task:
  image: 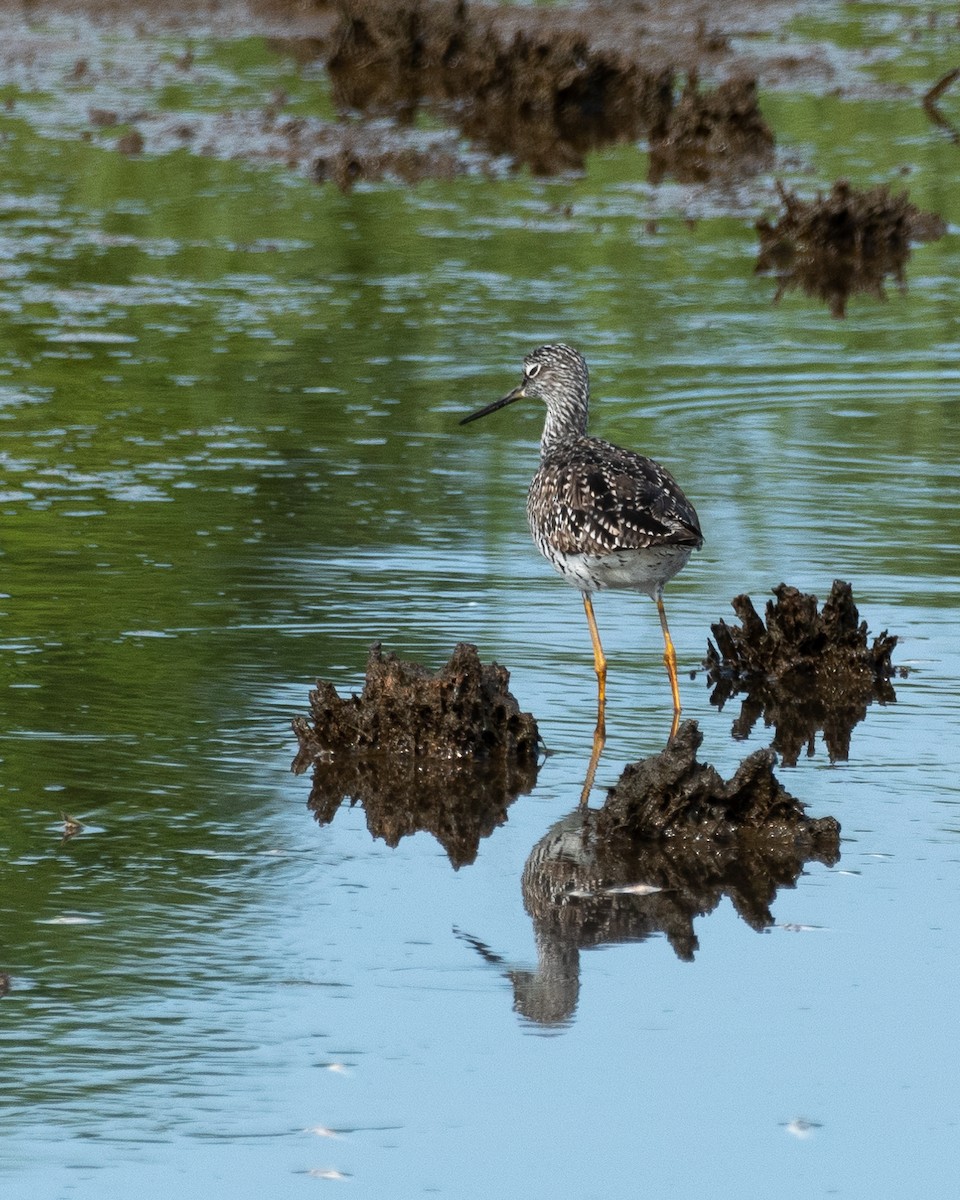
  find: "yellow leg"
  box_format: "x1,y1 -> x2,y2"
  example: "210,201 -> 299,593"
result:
579,722 -> 606,807
656,591 -> 682,739
582,592 -> 607,740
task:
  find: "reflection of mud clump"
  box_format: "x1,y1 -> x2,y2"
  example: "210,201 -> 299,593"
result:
704,580 -> 898,765
327,0 -> 674,172
292,643 -> 540,866
305,753 -> 537,868
520,796 -> 837,989
649,75 -> 774,184
292,641 -> 539,761
455,30 -> 673,173
756,180 -> 947,317
327,0 -> 469,115
596,720 -> 839,848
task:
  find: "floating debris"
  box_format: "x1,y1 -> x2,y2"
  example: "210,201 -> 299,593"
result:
292,643 -> 540,866
60,812 -> 84,839
704,580 -> 899,765
922,67 -> 960,144
782,1116 -> 823,1139
116,129 -> 145,156
755,180 -> 946,316
648,75 -> 774,184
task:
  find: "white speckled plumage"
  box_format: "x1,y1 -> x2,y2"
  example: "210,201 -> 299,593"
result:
460,343 -> 703,741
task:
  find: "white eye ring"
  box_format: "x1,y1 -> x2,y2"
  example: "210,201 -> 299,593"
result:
525,361 -> 542,379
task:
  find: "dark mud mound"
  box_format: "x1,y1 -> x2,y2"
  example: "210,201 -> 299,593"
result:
595,719 -> 839,847
292,642 -> 540,866
326,0 -> 675,173
292,641 -> 539,761
704,580 -> 899,764
648,75 -> 774,184
756,180 -> 947,316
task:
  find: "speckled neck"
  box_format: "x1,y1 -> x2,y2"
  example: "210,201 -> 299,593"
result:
534,346 -> 591,458
540,389 -> 589,458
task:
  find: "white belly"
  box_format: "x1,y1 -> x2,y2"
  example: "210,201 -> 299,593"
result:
545,545 -> 692,597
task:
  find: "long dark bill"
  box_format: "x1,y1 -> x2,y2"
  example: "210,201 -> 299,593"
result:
459,385 -> 526,426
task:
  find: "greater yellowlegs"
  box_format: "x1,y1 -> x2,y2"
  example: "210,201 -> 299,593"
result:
461,344 -> 703,741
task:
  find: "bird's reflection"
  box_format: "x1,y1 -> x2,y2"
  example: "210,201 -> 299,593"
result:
461,799 -> 839,1026
460,721 -> 841,1027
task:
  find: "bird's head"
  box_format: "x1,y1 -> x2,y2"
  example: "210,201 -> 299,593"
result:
460,344 -> 589,428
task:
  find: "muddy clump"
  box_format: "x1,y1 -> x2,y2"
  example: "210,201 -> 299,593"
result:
648,75 -> 774,184
595,719 -> 840,848
756,180 -> 947,316
326,0 -> 675,172
292,642 -> 540,865
704,580 -> 899,764
292,641 -> 539,761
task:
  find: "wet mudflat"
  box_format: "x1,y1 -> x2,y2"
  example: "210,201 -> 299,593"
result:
1,1 -> 959,1197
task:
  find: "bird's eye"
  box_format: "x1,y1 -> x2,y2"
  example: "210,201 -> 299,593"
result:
525,362 -> 541,379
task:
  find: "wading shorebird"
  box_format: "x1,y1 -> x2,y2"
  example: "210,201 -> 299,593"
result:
460,344 -> 703,751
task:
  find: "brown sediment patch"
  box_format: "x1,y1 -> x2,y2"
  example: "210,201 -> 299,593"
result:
292,642 -> 540,865
594,719 -> 839,846
755,180 -> 947,317
648,74 -> 774,184
311,129 -> 468,188
139,109 -> 478,185
704,580 -> 899,765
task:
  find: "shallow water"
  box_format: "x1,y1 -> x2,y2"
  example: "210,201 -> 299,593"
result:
1,5 -> 960,1197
